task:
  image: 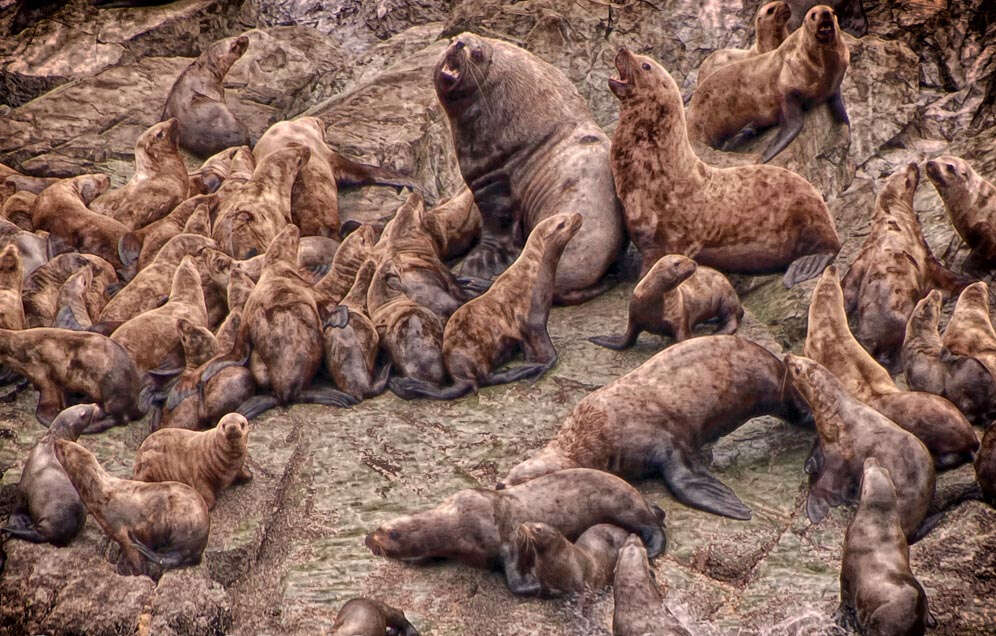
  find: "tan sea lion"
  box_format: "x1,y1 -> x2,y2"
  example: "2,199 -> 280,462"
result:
0,244 -> 25,329
162,35 -> 251,157
612,534 -> 691,636
187,146 -> 239,195
21,253 -> 116,328
941,281 -> 996,376
837,457 -> 936,634
313,224 -> 378,305
926,156 -> 996,262
389,213 -> 582,400
54,439 -> 210,579
785,353 -> 935,539
1,404 -> 101,546
434,32 -> 624,304
590,254 -> 742,349
216,269 -> 254,353
788,0 -> 867,36
331,598 -> 419,636
365,468 -> 666,569
841,163 -> 967,368
422,185 -> 481,261
610,48 -> 841,286
804,266 -> 979,470
687,4 -> 850,161
696,1 -> 792,85
183,202 -> 212,236
133,412 -> 251,510
500,522 -> 630,597
88,119 -> 189,230
903,290 -> 996,427
503,335 -> 805,520
977,424 -> 996,505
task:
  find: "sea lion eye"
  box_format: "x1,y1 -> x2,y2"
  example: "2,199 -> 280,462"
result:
641,63 -> 651,71
767,6 -> 774,13
389,530 -> 401,541
471,48 -> 484,63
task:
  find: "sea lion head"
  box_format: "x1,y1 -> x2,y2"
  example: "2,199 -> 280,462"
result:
49,403 -> 102,440
379,192 -> 427,246
217,412 -> 249,445
533,212 -> 583,261
908,289 -> 942,333
613,533 -> 658,590
70,173 -> 111,205
756,1 -> 792,50
205,34 -> 250,75
957,280 -> 990,312
197,247 -> 233,287
784,353 -> 841,435
137,119 -> 181,168
178,318 -> 218,368
925,155 -> 973,198
804,4 -> 840,45
857,456 -> 898,511
264,224 -> 300,269
434,32 -> 493,106
609,48 -> 682,110
0,243 -> 22,281
226,146 -> 256,183
644,254 -> 697,291
227,268 -> 255,311
879,162 -> 920,209
811,263 -> 844,311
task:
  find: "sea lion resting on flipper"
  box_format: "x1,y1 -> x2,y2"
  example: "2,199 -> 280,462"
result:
504,335 -> 805,520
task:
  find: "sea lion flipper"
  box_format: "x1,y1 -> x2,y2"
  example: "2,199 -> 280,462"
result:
761,95 -> 804,163
456,275 -> 492,296
368,361 -> 393,398
388,376 -> 471,401
588,327 -> 638,350
236,394 -> 280,420
828,91 -> 849,125
1,512 -> 46,543
783,252 -> 834,288
805,489 -> 831,524
660,450 -> 752,520
296,387 -> 358,408
484,363 -> 550,386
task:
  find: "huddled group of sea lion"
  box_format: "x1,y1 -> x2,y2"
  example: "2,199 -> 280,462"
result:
2,0 -> 995,633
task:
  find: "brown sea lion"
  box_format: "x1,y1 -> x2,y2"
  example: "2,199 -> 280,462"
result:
434,32 -> 624,304
503,335 -> 804,520
331,598 -> 419,636
977,423 -> 996,505
365,468 -> 666,569
610,48 -> 841,286
187,146 -> 239,196
162,35 -> 251,157
216,269 -> 254,352
0,328 -> 143,427
841,163 -> 967,369
313,223 -> 378,305
590,254 -> 742,349
696,1 -> 792,85
389,213 -> 581,400
422,185 -> 481,261
837,458 -> 936,635
500,522 -> 630,597
941,281 -> 996,376
0,218 -> 65,278
183,202 -> 212,236
785,353 -> 935,539
0,244 -> 25,329
788,0 -> 867,36
804,266 -> 979,470
133,412 -> 251,510
53,267 -> 94,330
687,4 -> 850,161
54,439 -> 210,579
1,404 -> 101,546
926,156 -> 996,262
21,253 -> 116,328
903,290 -> 996,427
2,190 -> 35,230
612,534 -> 691,636
88,119 -> 189,230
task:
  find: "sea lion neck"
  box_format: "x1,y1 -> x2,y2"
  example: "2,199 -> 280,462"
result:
615,87 -> 699,177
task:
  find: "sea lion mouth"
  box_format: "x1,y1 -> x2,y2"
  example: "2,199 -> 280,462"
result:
815,18 -> 836,42
925,160 -> 944,184
436,40 -> 467,95
609,48 -> 634,96
774,3 -> 791,20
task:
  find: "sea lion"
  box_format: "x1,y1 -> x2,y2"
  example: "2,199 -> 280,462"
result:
1,404 -> 101,546
0,328 -> 143,427
187,146 -> 239,196
686,4 -> 850,162
21,253 -> 117,328
841,163 -> 967,368
784,353 -> 935,539
696,1 -> 792,85
422,185 -> 481,261
183,202 -> 212,236
0,244 -> 25,329
313,224 -> 378,304
389,213 -> 581,400
503,335 -> 804,520
434,32 -> 624,304
977,423 -> 996,505
2,190 -> 35,230
365,468 -> 666,569
133,412 -> 251,510
610,48 -> 841,286
500,522 -> 630,597
612,534 -> 691,636
837,457 -> 936,635
903,290 -> 996,427
331,598 -> 419,636
787,0 -> 868,37
589,254 -> 742,350
88,119 -> 189,230
54,439 -> 210,579
804,266 -> 979,470
941,281 -> 996,376
162,35 -> 251,157
216,269 -> 253,352
53,267 -> 94,330
926,156 -> 996,262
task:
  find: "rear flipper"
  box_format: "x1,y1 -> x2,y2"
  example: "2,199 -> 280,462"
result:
2,512 -> 46,543
659,447 -> 751,520
389,376 -> 473,401
553,277 -> 617,306
296,386 -> 358,408
783,252 -> 835,288
909,511 -> 946,544
588,324 -> 639,350
237,394 -> 281,420
482,362 -> 553,387
365,362 -> 392,398
128,533 -> 189,569
721,123 -> 760,151
456,275 -> 492,296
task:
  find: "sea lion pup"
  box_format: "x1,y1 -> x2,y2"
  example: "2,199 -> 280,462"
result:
54,439 -> 210,579
21,253 -> 116,327
612,534 -> 691,636
133,412 -> 251,510
903,291 -> 996,427
784,354 -> 935,539
610,48 -> 841,286
788,0 -> 867,37
504,335 -> 803,520
927,155 -> 996,261
0,244 -> 25,329
941,281 -> 996,374
837,458 -> 936,635
0,328 -> 143,427
253,117 -> 418,237
589,254 -> 742,350
162,35 -> 251,157
365,468 -> 666,569
687,4 -> 850,162
389,213 -> 582,400
421,185 -> 481,261
2,404 -> 101,546
88,119 -> 189,230
696,1 -> 792,85
977,424 -> 996,505
500,522 -> 629,597
434,32 -> 624,304
313,224 -> 378,304
212,145 -> 310,260
54,267 -> 95,330
842,163 -> 968,369
323,259 -> 390,401
331,598 -> 419,636
805,266 -> 979,470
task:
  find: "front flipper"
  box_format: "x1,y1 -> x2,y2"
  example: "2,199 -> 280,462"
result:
297,387 -> 358,408
588,325 -> 638,350
456,275 -> 492,296
827,91 -> 849,125
659,447 -> 752,520
761,93 -> 804,163
783,252 -> 834,288
2,512 -> 45,543
455,238 -> 518,284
